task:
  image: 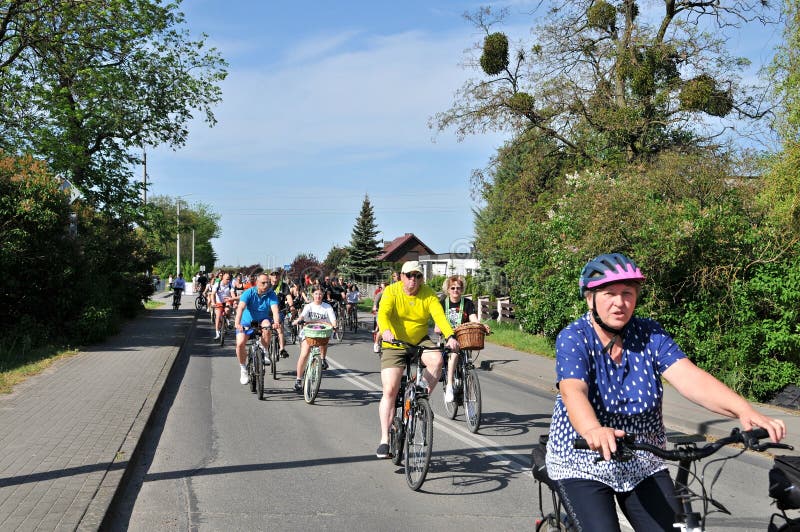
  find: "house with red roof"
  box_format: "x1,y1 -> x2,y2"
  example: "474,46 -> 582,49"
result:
378,233 -> 435,264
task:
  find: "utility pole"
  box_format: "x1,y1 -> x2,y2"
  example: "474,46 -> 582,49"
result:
176,200 -> 181,276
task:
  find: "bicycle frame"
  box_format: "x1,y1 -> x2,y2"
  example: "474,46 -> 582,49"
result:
386,340 -> 447,491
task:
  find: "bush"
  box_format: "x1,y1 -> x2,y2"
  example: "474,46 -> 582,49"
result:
504,151 -> 800,401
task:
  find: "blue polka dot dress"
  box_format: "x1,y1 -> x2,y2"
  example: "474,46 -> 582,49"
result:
545,312 -> 686,491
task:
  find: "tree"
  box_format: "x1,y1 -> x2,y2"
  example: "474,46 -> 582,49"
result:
146,195 -> 221,277
341,195 -> 383,282
0,0 -> 228,216
323,246 -> 348,277
289,253 -> 323,284
432,3 -> 775,165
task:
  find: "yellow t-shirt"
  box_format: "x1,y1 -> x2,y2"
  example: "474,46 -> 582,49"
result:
377,281 -> 454,347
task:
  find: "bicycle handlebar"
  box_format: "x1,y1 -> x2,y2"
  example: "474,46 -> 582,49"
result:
574,428 -> 792,463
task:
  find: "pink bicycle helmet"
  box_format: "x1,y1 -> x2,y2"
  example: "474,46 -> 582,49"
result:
579,253 -> 645,297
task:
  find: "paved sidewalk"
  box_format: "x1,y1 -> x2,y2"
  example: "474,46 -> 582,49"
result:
0,293 -> 195,531
0,302 -> 796,531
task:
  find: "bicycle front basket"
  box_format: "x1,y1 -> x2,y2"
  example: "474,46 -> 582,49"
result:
769,455 -> 800,510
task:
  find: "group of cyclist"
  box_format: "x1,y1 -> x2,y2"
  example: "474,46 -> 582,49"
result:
173,255 -> 790,531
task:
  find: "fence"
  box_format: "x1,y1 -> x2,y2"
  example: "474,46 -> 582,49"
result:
475,296 -> 516,324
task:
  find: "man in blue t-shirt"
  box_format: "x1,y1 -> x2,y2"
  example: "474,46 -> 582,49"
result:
234,272 -> 280,385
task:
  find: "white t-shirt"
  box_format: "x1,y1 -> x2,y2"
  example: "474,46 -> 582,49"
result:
298,302 -> 336,325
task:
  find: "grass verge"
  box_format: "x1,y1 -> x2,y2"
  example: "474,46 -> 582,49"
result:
483,320 -> 554,358
0,345 -> 79,395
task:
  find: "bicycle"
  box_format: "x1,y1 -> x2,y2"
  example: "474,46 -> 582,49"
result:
194,292 -> 207,312
300,323 -> 333,404
172,288 -> 182,310
268,320 -> 280,380
566,427 -> 795,532
386,339 -> 449,491
284,311 -> 298,345
345,303 -> 358,332
216,300 -> 235,347
244,323 -> 268,400
441,347 -> 482,433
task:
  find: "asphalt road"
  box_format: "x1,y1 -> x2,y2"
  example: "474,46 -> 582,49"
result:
105,314 -> 787,531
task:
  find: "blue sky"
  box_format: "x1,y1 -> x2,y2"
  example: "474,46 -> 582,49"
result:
144,1 -> 782,270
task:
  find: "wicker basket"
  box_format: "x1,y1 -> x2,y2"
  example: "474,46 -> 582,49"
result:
304,323 -> 333,347
453,322 -> 487,350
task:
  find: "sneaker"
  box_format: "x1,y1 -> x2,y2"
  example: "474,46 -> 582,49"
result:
264,356 -> 271,366
240,367 -> 249,385
444,385 -> 454,403
376,443 -> 390,459
280,349 -> 289,358
214,331 -> 220,340
373,343 -> 381,353
293,379 -> 302,392
322,358 -> 329,370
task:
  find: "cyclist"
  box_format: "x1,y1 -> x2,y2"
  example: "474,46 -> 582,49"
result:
212,272 -> 236,340
345,283 -> 361,327
291,287 -> 337,392
171,273 -> 186,306
544,252 -> 787,532
434,275 -> 489,403
197,271 -> 209,296
375,260 -> 459,459
234,273 -> 280,385
269,270 -> 292,358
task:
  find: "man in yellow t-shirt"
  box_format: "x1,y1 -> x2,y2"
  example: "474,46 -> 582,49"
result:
374,260 -> 460,459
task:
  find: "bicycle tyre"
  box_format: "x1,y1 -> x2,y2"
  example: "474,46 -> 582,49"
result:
195,296 -> 205,311
303,355 -> 322,404
535,514 -> 573,532
333,326 -> 343,343
464,367 -> 482,433
255,347 -> 265,400
218,325 -> 225,347
389,414 -> 404,466
270,338 -> 278,380
442,370 -> 459,420
405,397 -> 434,491
247,346 -> 256,393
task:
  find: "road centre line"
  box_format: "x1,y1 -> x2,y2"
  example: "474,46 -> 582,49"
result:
328,357 -> 531,472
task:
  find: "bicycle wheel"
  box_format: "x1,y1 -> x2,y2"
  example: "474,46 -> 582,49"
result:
270,338 -> 278,380
404,397 -> 433,491
442,370 -> 459,419
247,346 -> 256,393
195,296 -> 205,311
535,514 -> 574,532
255,347 -> 265,400
333,326 -> 343,343
463,367 -> 482,433
218,324 -> 225,347
303,354 -> 323,404
389,414 -> 404,466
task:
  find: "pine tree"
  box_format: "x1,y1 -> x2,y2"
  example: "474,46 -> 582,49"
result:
342,195 -> 383,282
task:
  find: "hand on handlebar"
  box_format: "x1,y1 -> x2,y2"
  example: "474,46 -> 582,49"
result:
381,330 -> 395,343
579,426 -> 627,462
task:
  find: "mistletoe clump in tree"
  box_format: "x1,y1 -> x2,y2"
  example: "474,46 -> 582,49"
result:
432,2 -> 774,166
341,195 -> 383,283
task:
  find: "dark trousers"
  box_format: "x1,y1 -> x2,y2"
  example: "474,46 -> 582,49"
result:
558,469 -> 680,531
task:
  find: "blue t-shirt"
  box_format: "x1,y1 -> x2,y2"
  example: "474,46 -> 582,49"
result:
545,312 -> 686,491
239,287 -> 278,325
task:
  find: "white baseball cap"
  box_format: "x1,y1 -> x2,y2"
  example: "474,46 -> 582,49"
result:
401,261 -> 423,275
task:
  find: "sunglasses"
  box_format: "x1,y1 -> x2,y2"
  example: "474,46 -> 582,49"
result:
405,272 -> 422,280
449,286 -> 463,291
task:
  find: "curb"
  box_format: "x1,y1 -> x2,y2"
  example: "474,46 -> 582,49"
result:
79,308 -> 198,531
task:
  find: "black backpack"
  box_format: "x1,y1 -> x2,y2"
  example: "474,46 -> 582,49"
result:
769,455 -> 800,510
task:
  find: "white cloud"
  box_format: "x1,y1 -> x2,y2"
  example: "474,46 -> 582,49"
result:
156,27 -> 505,171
